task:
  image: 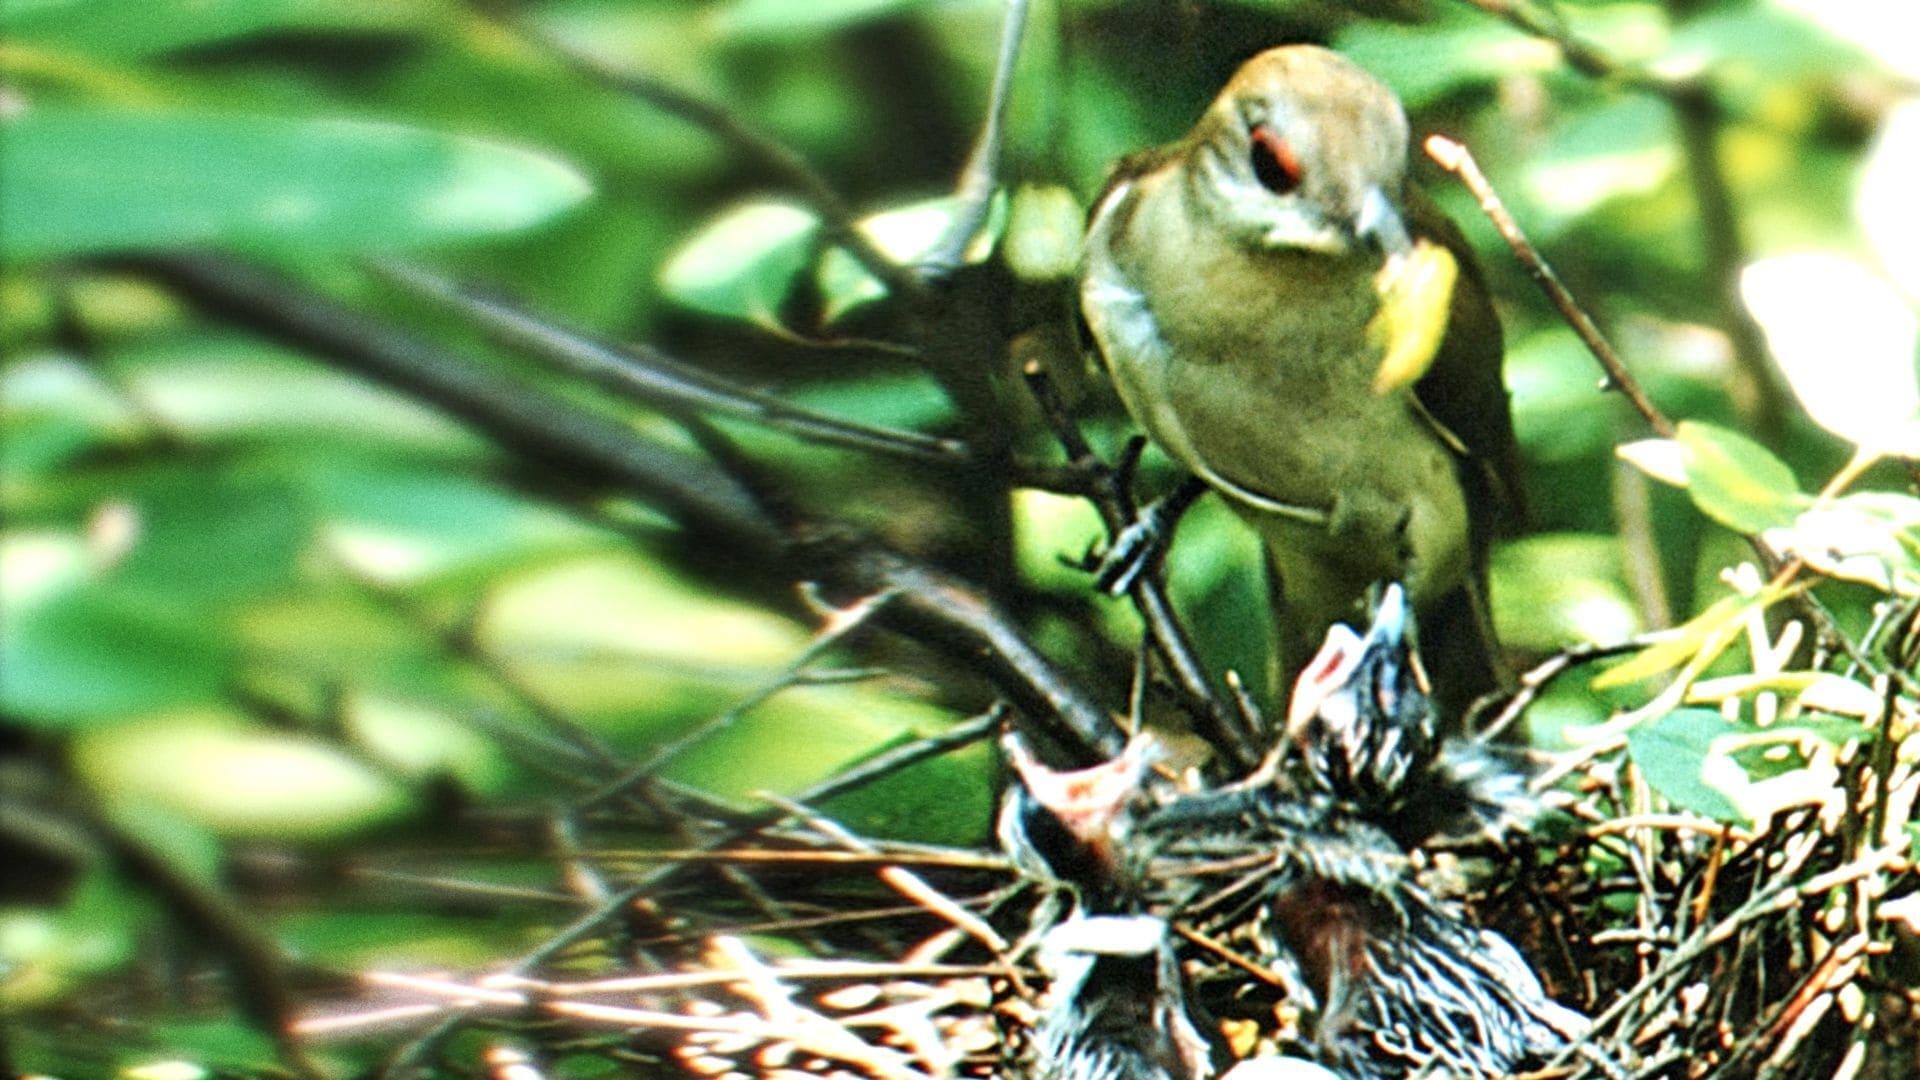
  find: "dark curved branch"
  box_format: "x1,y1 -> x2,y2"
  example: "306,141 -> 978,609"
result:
139,253 -> 784,550
132,255 -> 1117,763
372,260 -> 971,465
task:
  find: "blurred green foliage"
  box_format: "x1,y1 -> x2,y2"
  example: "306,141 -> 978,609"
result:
3,0 -> 1918,1074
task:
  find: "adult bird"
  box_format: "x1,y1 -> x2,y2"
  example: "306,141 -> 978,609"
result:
1080,44 -> 1522,712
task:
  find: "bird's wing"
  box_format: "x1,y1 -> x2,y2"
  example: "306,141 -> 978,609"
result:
1405,186 -> 1526,534
1083,173 -> 1332,527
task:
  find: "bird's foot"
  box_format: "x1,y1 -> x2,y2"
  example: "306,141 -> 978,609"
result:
1094,476 -> 1207,595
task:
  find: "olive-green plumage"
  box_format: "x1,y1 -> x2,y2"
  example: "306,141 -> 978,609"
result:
1080,45 -> 1521,709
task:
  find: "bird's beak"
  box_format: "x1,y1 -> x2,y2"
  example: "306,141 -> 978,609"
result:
1285,583 -> 1422,733
1359,581 -> 1410,655
1355,581 -> 1430,694
1356,185 -> 1413,259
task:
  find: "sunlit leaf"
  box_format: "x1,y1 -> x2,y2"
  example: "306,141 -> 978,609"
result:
1685,670 -> 1884,722
817,193 -> 1006,323
1675,420 -> 1809,532
1656,6 -> 1861,85
1740,252 -> 1920,456
662,685 -> 969,816
1592,589 -> 1753,690
1764,492 -> 1920,597
1630,708 -> 1838,827
1336,12 -> 1558,109
0,107 -> 592,262
1338,3 -> 1668,108
1012,488 -> 1105,594
1615,437 -> 1689,487
110,332 -> 482,457
0,866 -> 142,1007
0,532 -> 233,727
1775,0 -> 1920,81
345,693 -> 512,795
1525,97 -> 1678,228
1004,184 -> 1084,283
1507,329 -> 1634,463
306,460 -> 601,588
657,200 -> 820,328
73,711 -> 416,840
1859,100 -> 1920,302
1491,533 -> 1641,651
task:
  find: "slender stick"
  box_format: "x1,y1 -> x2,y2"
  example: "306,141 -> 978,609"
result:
1022,362 -> 1257,768
1453,0 -> 1786,432
376,261 -> 969,465
922,0 -> 1030,277
1425,136 -> 1675,439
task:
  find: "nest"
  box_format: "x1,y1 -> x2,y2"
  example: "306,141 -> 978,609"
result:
304,634 -> 1920,1079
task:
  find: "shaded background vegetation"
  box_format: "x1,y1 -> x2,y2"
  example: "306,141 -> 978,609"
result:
2,0 -> 1917,1075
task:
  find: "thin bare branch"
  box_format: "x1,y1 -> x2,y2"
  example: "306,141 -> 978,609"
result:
1023,361 -> 1258,768
923,0 -> 1030,277
1424,136 -> 1675,440
375,261 -> 969,465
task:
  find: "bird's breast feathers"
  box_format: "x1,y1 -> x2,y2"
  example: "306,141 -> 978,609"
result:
1082,174 -> 1463,536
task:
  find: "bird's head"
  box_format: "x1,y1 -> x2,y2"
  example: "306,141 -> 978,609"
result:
1285,582 -> 1439,806
998,733 -> 1160,895
1187,45 -> 1413,262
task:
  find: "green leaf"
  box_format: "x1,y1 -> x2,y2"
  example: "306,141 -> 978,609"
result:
1766,492 -> 1920,597
1591,588 -> 1756,690
105,468 -> 314,609
125,1021 -> 282,1075
1627,708 -> 1749,824
301,459 -> 601,588
109,331 -> 483,457
1675,420 -> 1809,532
1739,252 -> 1920,456
817,193 -> 1006,323
0,533 -> 234,727
712,0 -> 923,40
345,692 -> 511,795
1524,97 -> 1679,231
657,200 -> 820,327
0,351 -> 146,478
1628,707 -> 1841,827
0,107 -> 592,262
1508,329 -> 1634,463
1004,184 -> 1084,283
1490,533 -> 1641,651
1658,7 -> 1862,87
1614,437 -> 1689,486
1336,13 -> 1556,109
0,866 -> 143,1007
820,734 -> 993,846
662,684 -> 971,825
1,0 -> 439,58
73,711 -> 416,840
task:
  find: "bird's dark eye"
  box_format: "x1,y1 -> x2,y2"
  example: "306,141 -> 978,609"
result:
1250,126 -> 1302,195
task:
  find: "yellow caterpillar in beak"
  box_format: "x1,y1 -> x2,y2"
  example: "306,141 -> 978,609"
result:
1369,238 -> 1459,395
